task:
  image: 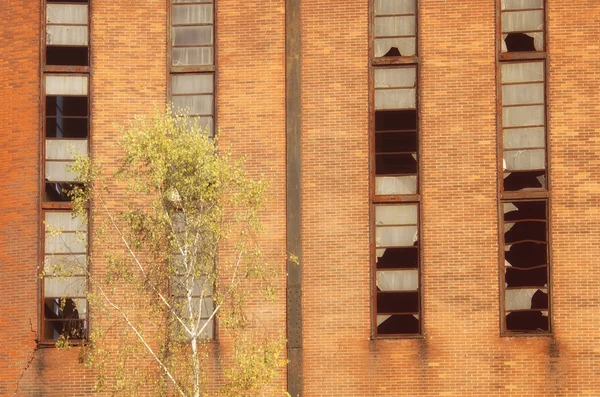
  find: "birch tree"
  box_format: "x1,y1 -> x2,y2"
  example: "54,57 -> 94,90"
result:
60,109 -> 286,396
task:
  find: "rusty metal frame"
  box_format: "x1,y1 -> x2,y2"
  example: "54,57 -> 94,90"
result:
39,0 -> 92,345
496,0 -> 552,336
167,0 -> 218,341
369,0 -> 423,339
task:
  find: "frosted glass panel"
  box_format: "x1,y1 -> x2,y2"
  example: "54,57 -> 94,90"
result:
503,127 -> 545,149
47,4 -> 88,24
46,75 -> 88,96
376,204 -> 418,225
375,38 -> 416,57
46,140 -> 87,160
374,67 -> 416,88
375,88 -> 416,110
377,270 -> 418,291
45,232 -> 87,254
173,95 -> 213,115
45,255 -> 87,276
46,212 -> 86,231
172,74 -> 213,94
46,161 -> 77,182
374,0 -> 416,15
376,225 -> 418,247
172,47 -> 213,66
502,10 -> 543,32
375,16 -> 415,37
45,277 -> 86,297
502,62 -> 544,83
376,176 -> 417,195
504,149 -> 545,170
47,26 -> 88,46
172,26 -> 213,46
502,83 -> 544,106
172,4 -> 213,24
502,0 -> 543,9
503,105 -> 544,127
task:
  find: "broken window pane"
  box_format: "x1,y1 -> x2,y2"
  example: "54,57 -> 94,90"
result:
506,266 -> 547,287
504,149 -> 545,171
46,96 -> 88,117
375,38 -> 416,57
504,170 -> 545,191
172,4 -> 213,24
172,47 -> 214,66
376,109 -> 417,131
45,183 -> 80,202
377,314 -> 419,334
44,298 -> 87,320
506,288 -> 548,311
506,311 -> 548,331
376,247 -> 418,269
46,117 -> 88,138
43,319 -> 86,340
376,131 -> 417,152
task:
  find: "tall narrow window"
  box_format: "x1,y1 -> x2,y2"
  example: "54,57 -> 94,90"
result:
169,0 -> 215,137
371,0 -> 421,336
498,0 -> 550,333
168,1 -> 216,338
41,0 -> 91,342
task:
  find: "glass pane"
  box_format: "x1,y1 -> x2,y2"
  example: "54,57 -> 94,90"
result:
45,255 -> 87,276
172,47 -> 213,66
374,0 -> 416,15
376,176 -> 417,195
376,225 -> 418,247
173,95 -> 213,115
504,149 -> 545,171
46,161 -> 77,182
44,277 -> 87,297
376,204 -> 418,225
503,105 -> 544,127
172,26 -> 213,46
47,4 -> 88,24
172,74 -> 213,94
502,83 -> 544,106
374,67 -> 416,88
172,4 -> 213,24
377,270 -> 418,291
503,127 -> 545,149
502,62 -> 544,83
46,75 -> 88,96
377,314 -> 419,334
375,37 -> 416,57
374,16 -> 415,37
46,139 -> 87,160
45,232 -> 87,254
502,10 -> 543,32
47,26 -> 88,46
46,212 -> 87,231
502,0 -> 543,10
375,88 -> 416,110
199,319 -> 214,339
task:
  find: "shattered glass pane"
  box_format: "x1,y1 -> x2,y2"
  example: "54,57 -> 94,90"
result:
506,266 -> 547,287
504,149 -> 545,171
377,291 -> 418,313
375,37 -> 416,57
377,314 -> 419,334
376,153 -> 417,174
506,311 -> 548,331
376,247 -> 418,269
505,288 -> 548,310
503,171 -> 545,191
172,47 -> 213,66
44,298 -> 87,319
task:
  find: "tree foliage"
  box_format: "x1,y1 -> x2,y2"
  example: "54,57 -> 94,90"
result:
63,109 -> 286,396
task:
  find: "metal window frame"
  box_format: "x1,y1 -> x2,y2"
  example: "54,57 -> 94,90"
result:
39,0 -> 92,345
496,0 -> 552,336
167,0 -> 218,341
370,0 -> 423,339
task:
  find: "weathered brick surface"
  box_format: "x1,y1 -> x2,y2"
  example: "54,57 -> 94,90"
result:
2,0 -> 600,396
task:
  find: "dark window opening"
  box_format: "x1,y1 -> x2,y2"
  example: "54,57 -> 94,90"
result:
506,266 -> 547,287
376,154 -> 417,175
43,298 -> 86,340
46,118 -> 88,138
45,182 -> 80,202
376,131 -> 417,153
384,47 -> 401,57
504,170 -> 545,191
506,311 -> 548,332
46,47 -> 89,67
47,96 -> 88,117
377,291 -> 419,313
376,247 -> 418,269
375,109 -> 417,131
505,242 -> 547,268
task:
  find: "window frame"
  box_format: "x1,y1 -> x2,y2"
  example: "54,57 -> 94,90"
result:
166,0 -> 218,340
370,0 -> 423,338
496,0 -> 552,336
39,0 -> 92,344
